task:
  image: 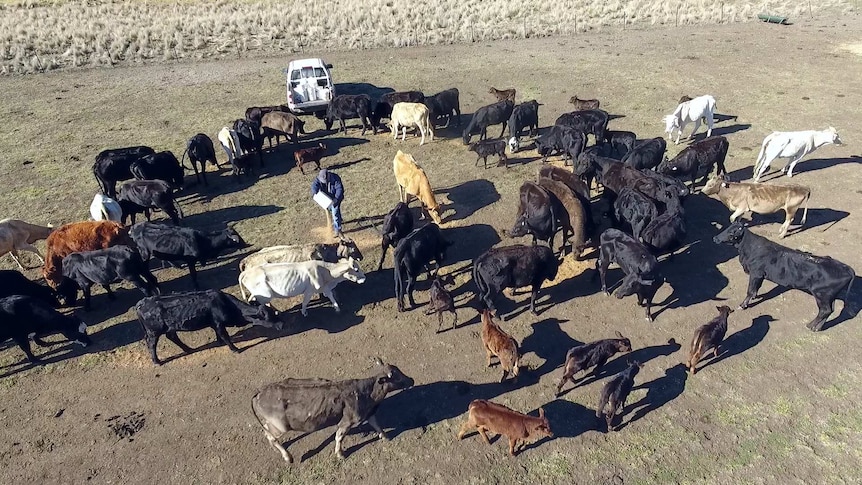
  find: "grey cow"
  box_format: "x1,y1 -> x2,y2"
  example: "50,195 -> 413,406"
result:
251,360 -> 414,463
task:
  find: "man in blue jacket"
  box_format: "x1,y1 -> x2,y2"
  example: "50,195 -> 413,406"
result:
310,168 -> 345,237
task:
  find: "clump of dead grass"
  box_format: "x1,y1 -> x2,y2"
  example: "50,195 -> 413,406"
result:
0,0 -> 852,74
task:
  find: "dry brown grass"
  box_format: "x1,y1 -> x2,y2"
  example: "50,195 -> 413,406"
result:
0,0 -> 852,74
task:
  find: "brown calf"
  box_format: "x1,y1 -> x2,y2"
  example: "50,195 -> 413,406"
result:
702,175 -> 811,238
480,309 -> 520,382
488,86 -> 516,102
423,275 -> 457,332
457,399 -> 552,456
568,95 -> 600,110
43,221 -> 130,288
678,95 -> 693,104
293,143 -> 327,175
687,305 -> 733,374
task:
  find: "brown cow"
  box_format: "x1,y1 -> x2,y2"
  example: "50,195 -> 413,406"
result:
488,87 -> 516,102
480,309 -> 520,382
392,150 -> 442,224
702,175 -> 811,238
568,95 -> 600,110
293,143 -> 327,175
43,221 -> 130,288
261,111 -> 306,147
687,305 -> 733,374
536,178 -> 587,256
0,219 -> 53,270
457,399 -> 552,456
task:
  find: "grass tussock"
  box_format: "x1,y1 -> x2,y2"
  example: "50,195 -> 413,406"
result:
0,0 -> 851,74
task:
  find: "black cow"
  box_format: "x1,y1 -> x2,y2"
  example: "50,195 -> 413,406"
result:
129,150 -> 184,190
508,100 -> 540,141
554,109 -> 609,145
378,202 -> 414,271
245,105 -> 289,125
251,359 -> 414,462
603,130 -> 637,157
55,245 -> 159,310
372,91 -> 425,128
473,244 -> 559,319
637,168 -> 690,198
597,361 -> 642,431
659,136 -> 729,186
117,179 -> 183,225
233,119 -> 265,167
182,133 -> 220,186
596,228 -> 665,322
0,295 -> 90,364
640,194 -> 686,255
0,270 -> 60,307
325,94 -> 376,135
394,224 -> 452,312
462,99 -> 514,145
129,222 -> 247,289
135,289 -> 281,365
423,88 -> 461,127
621,137 -> 666,171
508,181 -> 555,248
534,125 -> 586,164
614,187 -> 659,239
713,221 -> 855,331
92,146 -> 156,198
555,332 -> 632,396
469,139 -> 508,169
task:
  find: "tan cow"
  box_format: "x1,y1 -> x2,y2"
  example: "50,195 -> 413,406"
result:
703,175 -> 810,238
0,219 -> 53,270
457,399 -> 552,456
392,150 -> 442,224
389,102 -> 434,145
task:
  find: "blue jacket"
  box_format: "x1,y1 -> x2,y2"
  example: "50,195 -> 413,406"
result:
310,172 -> 344,206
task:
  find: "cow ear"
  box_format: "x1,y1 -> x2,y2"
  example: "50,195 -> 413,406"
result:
377,376 -> 388,385
721,182 -> 728,188
538,407 -> 545,418
373,357 -> 384,366
616,331 -> 624,339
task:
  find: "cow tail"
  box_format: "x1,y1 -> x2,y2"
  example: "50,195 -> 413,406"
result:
250,392 -> 266,430
180,147 -> 193,170
801,191 -> 810,225
393,257 -> 403,303
173,198 -> 184,221
472,261 -> 485,307
844,269 -> 855,303
93,161 -> 108,195
754,134 -> 772,174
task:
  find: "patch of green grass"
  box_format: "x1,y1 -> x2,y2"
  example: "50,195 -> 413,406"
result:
532,451 -> 572,482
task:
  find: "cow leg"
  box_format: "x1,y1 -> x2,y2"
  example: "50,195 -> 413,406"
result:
187,262 -> 200,289
785,155 -> 807,178
8,250 -> 25,270
807,295 -> 835,331
405,274 -> 417,309
146,333 -> 163,365
334,426 -> 349,458
477,427 -> 492,445
728,207 -> 746,223
213,324 -> 240,353
498,122 -> 508,139
740,275 -> 764,309
165,331 -> 194,354
366,415 -> 388,441
555,369 -> 572,396
688,119 -> 702,140
597,255 -> 611,295
18,244 -> 45,265
529,283 -> 540,315
13,336 -> 40,364
779,209 -> 794,238
456,417 -> 475,440
127,274 -> 154,296
262,425 -> 293,463
644,294 -> 654,322
485,343 -> 495,367
80,285 -> 93,311
322,288 -> 340,313
102,284 -> 116,300
300,292 -> 312,317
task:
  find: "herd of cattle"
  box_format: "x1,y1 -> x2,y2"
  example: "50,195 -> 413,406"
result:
0,81 -> 855,463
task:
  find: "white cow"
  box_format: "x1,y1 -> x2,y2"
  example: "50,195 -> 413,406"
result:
752,127 -> 842,182
662,95 -> 716,144
0,219 -> 53,270
238,258 -> 366,316
89,193 -> 122,222
217,126 -> 242,165
389,102 -> 434,145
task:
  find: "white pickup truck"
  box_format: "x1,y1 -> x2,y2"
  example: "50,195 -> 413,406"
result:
283,58 -> 335,117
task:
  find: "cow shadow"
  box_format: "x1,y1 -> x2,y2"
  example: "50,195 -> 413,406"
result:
377,374 -> 542,440
696,314 -> 773,373
707,123 -> 751,139
439,179 -> 501,222
746,208 -> 849,235
445,223 -> 502,268
0,317 -> 142,378
180,204 -> 283,230
616,363 -> 688,431
538,399 -> 600,439
659,196 -> 737,310
572,338 -> 682,391
519,318 -> 582,377
785,156 -> 862,177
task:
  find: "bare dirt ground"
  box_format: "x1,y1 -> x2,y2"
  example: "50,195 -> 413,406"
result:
1,13 -> 862,485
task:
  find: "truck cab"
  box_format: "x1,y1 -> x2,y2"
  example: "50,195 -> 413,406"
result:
284,58 -> 334,117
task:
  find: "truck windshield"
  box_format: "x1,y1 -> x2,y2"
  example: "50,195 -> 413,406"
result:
291,67 -> 327,80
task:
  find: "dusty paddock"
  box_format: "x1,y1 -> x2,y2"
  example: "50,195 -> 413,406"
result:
1,13 -> 862,485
